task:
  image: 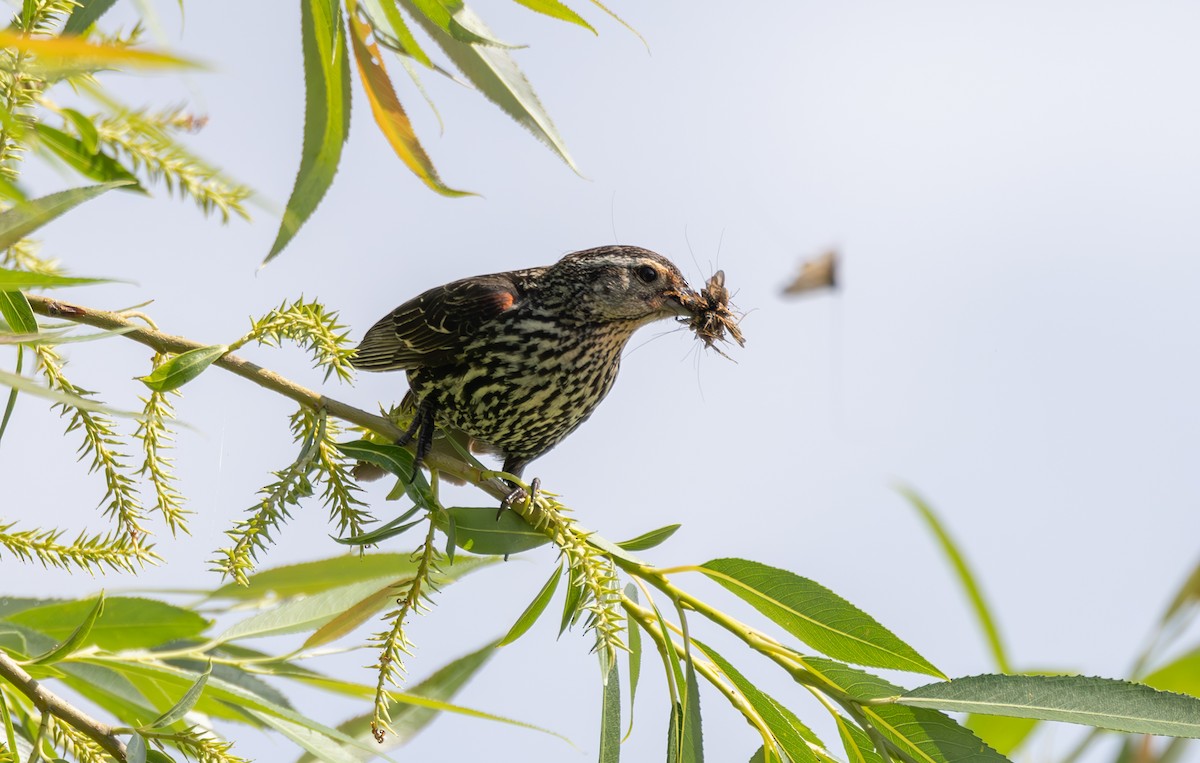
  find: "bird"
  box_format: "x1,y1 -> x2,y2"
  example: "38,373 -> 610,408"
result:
351,245 -> 700,493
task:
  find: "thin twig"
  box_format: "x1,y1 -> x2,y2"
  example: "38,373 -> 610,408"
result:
0,651 -> 126,762
24,294 -> 512,502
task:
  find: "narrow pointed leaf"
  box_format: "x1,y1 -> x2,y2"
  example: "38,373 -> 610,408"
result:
701,558 -> 943,678
266,0 -> 351,263
0,181 -> 132,250
292,642 -> 566,762
216,577 -> 406,642
0,268 -> 111,291
28,594 -> 104,665
63,0 -> 121,35
898,675 -> 1200,739
334,440 -> 436,508
142,663 -> 211,729
239,706 -> 366,763
333,507 -> 423,545
901,488 -> 1010,673
559,568 -> 585,636
835,714 -> 883,763
400,0 -> 578,171
406,0 -> 515,47
437,506 -> 550,555
348,11 -> 470,196
617,524 -> 680,552
61,109 -> 100,154
598,652 -> 621,763
360,0 -> 433,67
35,125 -> 145,189
126,733 -> 148,763
512,0 -> 596,33
136,344 -> 228,392
681,642 -> 704,763
802,658 -> 1010,763
498,562 -> 562,646
624,583 -> 641,741
0,368 -> 140,417
0,32 -> 201,69
698,639 -> 819,763
208,551 -> 430,600
0,291 -> 37,334
7,597 -> 205,652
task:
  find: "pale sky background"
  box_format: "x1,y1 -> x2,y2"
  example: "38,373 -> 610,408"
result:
4,2 -> 1200,762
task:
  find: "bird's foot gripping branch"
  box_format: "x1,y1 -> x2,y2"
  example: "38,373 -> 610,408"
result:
8,293 -> 1200,763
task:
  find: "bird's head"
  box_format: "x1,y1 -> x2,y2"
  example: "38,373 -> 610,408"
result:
540,245 -> 698,324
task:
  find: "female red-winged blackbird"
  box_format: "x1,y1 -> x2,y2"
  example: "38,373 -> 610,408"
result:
352,245 -> 701,479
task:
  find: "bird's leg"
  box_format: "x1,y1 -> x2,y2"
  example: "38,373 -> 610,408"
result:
409,401 -> 438,474
497,457 -> 537,518
395,403 -> 426,447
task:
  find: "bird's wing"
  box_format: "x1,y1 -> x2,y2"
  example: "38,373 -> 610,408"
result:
352,269 -> 540,371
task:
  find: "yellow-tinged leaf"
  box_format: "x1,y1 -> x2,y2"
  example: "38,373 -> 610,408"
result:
0,32 -> 202,70
347,10 -> 472,197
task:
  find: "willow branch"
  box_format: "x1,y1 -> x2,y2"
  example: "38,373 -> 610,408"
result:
25,294 -> 511,501
0,650 -> 127,761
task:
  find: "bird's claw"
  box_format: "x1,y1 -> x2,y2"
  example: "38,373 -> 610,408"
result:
498,477 -> 540,519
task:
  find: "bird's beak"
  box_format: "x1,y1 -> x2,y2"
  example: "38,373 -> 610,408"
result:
661,285 -> 700,318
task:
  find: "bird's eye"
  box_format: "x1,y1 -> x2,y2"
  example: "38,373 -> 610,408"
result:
636,264 -> 659,284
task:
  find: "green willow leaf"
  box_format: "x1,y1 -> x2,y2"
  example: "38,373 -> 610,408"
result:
266,0 -> 351,263
0,367 -> 140,418
802,658 -> 1010,763
301,557 -> 498,649
62,0 -> 123,36
0,290 -> 37,333
598,651 -> 621,763
136,344 -> 229,392
617,524 -> 680,552
900,487 -> 1010,673
498,562 -> 562,647
238,706 -> 370,763
624,583 -> 641,741
437,506 -> 550,556
334,440 -> 436,508
216,576 -> 421,643
681,639 -> 704,763
698,639 -> 819,763
701,558 -> 943,678
0,268 -> 111,291
835,714 -> 882,763
61,108 -> 100,154
28,593 -> 104,665
294,641 -> 504,761
0,181 -> 132,250
35,125 -> 145,189
333,506 -> 423,545
559,567 -> 585,636
400,0 -> 578,172
360,0 -> 434,67
0,346 -> 21,444
126,733 -> 148,763
512,0 -> 596,33
143,663 -> 211,729
208,551 -> 425,601
406,0 -> 514,47
899,674 -> 1200,739
347,11 -> 470,197
6,597 -> 206,652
